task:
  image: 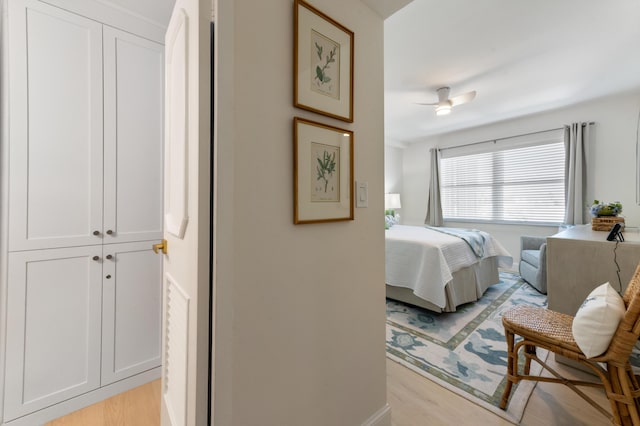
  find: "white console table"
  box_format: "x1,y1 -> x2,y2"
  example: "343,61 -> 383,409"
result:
547,224 -> 640,316
547,224 -> 640,370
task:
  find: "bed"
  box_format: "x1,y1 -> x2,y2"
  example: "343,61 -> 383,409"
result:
385,225 -> 513,312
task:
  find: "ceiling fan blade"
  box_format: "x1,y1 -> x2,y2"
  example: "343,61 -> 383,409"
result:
449,90 -> 476,107
416,102 -> 439,106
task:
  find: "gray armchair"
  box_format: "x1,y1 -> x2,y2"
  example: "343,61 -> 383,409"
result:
519,236 -> 547,294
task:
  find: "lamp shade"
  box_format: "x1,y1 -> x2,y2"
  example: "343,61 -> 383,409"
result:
385,193 -> 402,209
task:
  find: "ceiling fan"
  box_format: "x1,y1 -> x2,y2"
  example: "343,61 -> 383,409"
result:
418,87 -> 476,116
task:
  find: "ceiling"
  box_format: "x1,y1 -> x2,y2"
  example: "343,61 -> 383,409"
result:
384,0 -> 640,145
106,0 -> 174,27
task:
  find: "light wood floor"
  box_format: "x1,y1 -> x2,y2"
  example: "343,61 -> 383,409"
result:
49,357 -> 612,426
388,355 -> 612,426
45,380 -> 161,426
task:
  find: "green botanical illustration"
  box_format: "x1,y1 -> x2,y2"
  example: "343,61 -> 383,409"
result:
314,42 -> 336,86
316,150 -> 336,193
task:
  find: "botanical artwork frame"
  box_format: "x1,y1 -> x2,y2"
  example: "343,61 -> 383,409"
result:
294,117 -> 354,224
294,0 -> 354,123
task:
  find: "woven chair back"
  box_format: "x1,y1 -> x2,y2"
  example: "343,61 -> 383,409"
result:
602,262 -> 640,366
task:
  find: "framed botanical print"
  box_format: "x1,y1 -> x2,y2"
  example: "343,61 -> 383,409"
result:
294,0 -> 354,122
294,117 -> 354,224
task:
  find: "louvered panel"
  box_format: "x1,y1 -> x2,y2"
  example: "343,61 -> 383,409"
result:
164,274 -> 190,426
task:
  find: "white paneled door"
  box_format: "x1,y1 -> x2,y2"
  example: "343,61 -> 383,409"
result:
8,0 -> 165,251
160,1 -> 211,425
103,27 -> 165,244
8,0 -> 103,251
5,247 -> 103,420
101,242 -> 163,386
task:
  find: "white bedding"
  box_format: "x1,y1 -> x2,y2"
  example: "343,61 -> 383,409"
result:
385,225 -> 512,309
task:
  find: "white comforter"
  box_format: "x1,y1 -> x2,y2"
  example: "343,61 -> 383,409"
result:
385,225 -> 512,308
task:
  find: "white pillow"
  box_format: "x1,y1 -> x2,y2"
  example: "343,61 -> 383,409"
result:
572,282 -> 625,358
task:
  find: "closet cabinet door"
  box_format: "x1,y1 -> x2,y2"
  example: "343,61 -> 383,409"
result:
103,27 -> 164,244
101,241 -> 162,385
4,247 -> 103,421
8,0 -> 104,251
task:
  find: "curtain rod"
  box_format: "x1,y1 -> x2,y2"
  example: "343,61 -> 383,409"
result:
438,122 -> 595,152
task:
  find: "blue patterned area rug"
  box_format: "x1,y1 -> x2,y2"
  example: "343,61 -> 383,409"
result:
386,272 -> 547,424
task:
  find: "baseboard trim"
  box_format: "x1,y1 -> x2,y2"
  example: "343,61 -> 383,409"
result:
362,403 -> 391,426
1,367 -> 160,426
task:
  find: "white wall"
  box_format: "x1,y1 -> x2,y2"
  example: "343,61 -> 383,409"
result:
215,1 -> 389,425
384,145 -> 403,193
0,1 -> 8,421
398,90 -> 640,263
384,145 -> 403,222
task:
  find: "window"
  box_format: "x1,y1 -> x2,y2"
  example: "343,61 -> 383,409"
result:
440,130 -> 565,225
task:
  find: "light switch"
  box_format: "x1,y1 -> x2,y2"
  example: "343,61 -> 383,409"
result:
356,181 -> 368,208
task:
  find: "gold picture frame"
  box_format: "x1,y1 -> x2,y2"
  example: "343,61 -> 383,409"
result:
294,117 -> 354,224
294,0 -> 354,123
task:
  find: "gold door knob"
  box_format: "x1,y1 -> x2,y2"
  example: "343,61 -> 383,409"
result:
152,239 -> 167,254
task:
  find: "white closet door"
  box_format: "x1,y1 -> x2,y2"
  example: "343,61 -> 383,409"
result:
101,241 -> 163,385
4,247 -> 103,421
103,27 -> 164,244
162,2 -> 212,424
8,0 -> 104,251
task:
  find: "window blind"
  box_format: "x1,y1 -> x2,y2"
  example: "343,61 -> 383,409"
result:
440,140 -> 566,224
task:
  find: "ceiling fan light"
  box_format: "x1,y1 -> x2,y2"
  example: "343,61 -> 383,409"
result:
435,105 -> 451,116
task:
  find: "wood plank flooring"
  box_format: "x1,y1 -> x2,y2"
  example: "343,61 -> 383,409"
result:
49,356 -> 612,426
45,380 -> 160,426
388,355 -> 611,426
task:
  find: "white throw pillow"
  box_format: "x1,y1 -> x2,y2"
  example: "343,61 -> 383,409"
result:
572,282 -> 625,358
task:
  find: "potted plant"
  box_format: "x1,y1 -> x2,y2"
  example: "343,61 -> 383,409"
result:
590,200 -> 623,217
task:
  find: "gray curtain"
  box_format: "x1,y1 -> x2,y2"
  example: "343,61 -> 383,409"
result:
425,148 -> 443,226
564,123 -> 589,225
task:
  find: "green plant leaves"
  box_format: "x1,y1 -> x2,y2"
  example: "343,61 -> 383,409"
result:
313,45 -> 337,86
316,150 -> 336,193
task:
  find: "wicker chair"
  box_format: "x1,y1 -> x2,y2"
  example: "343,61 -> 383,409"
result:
500,263 -> 640,425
